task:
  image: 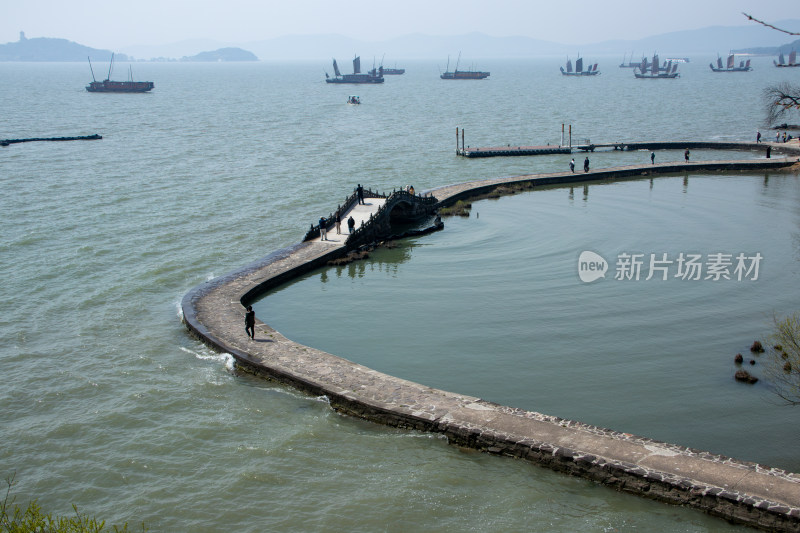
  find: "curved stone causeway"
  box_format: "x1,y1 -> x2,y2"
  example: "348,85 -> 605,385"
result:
182,152 -> 800,531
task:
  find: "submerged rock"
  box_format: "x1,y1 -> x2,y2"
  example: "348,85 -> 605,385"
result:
734,370 -> 758,384
750,341 -> 765,353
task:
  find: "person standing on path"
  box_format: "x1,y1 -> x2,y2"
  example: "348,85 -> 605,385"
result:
776,131 -> 780,142
347,215 -> 355,234
319,216 -> 327,241
335,212 -> 341,234
245,305 -> 255,340
684,148 -> 690,163
583,157 -> 589,173
650,151 -> 655,164
756,130 -> 761,143
569,158 -> 575,173
356,184 -> 364,205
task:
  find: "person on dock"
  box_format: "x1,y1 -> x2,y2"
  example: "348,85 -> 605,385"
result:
245,305 -> 256,340
684,149 -> 690,163
776,131 -> 780,143
335,212 -> 341,234
357,184 -> 365,205
783,132 -> 787,143
347,215 -> 355,233
651,151 -> 655,164
766,145 -> 771,158
569,159 -> 575,173
583,157 -> 590,173
319,216 -> 327,241
756,130 -> 761,143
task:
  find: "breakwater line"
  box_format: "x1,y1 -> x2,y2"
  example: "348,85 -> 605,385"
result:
0,134 -> 102,147
182,157 -> 800,531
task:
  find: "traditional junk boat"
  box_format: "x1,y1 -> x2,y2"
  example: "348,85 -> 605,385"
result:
619,52 -> 641,68
774,50 -> 800,68
440,53 -> 489,79
709,54 -> 752,72
381,66 -> 405,75
633,54 -> 679,79
325,56 -> 384,84
560,56 -> 599,76
379,55 -> 405,75
86,54 -> 154,93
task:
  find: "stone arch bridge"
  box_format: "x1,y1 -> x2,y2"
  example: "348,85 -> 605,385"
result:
303,187 -> 439,249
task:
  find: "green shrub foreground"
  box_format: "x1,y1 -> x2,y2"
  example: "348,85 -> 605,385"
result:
2,474 -> 146,533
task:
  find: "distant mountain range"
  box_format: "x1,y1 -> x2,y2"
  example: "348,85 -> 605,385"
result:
735,38 -> 800,55
3,20 -> 800,62
0,32 -> 257,62
125,19 -> 800,60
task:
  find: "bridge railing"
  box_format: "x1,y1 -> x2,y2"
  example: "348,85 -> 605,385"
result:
303,187 -> 386,242
345,188 -> 438,247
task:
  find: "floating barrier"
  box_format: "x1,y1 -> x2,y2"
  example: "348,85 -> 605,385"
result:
0,134 -> 102,147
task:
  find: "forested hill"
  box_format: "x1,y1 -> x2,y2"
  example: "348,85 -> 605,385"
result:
0,36 -> 124,61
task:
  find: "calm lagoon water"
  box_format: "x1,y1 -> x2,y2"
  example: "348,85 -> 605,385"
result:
262,173 -> 800,472
1,57 -> 798,531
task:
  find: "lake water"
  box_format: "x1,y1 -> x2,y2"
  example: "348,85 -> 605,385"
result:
1,57 -> 798,532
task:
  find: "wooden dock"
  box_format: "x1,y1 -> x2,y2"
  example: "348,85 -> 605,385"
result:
457,140 -> 796,158
458,145 -> 571,157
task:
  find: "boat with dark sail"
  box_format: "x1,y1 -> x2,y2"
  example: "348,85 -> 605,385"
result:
86,54 -> 154,93
440,53 -> 489,80
709,54 -> 752,72
633,54 -> 679,79
326,56 -> 384,84
774,50 -> 800,68
560,56 -> 599,76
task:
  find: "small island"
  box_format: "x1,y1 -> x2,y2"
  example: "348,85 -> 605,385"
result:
180,47 -> 258,62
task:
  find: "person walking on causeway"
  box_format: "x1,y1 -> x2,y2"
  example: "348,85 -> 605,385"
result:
583,157 -> 590,173
245,305 -> 255,340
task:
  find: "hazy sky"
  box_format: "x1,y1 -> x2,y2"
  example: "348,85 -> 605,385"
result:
1,0 -> 792,48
